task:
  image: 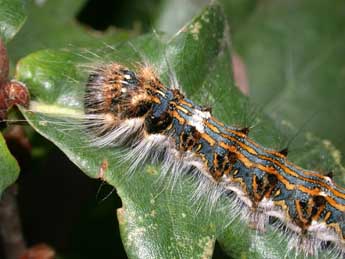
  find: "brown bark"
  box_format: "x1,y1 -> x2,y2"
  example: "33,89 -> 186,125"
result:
0,185 -> 27,259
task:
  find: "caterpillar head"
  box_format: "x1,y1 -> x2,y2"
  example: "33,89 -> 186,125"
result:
84,63 -> 163,139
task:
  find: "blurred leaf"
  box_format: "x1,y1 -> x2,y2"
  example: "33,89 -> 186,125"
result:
155,0 -> 257,36
0,0 -> 27,43
15,2 -> 345,259
8,0 -> 133,63
155,0 -> 208,35
0,133 -> 20,196
219,0 -> 257,33
233,0 -> 345,154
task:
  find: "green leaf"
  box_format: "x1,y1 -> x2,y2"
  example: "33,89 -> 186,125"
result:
233,0 -> 345,155
155,0 -> 257,36
0,0 -> 27,43
219,0 -> 257,34
155,0 -> 208,35
15,2 -> 345,259
8,0 -> 132,63
0,133 -> 20,196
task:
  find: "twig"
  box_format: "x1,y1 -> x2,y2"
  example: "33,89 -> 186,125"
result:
0,185 -> 27,259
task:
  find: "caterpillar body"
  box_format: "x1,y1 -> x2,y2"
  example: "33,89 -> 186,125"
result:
80,62 -> 345,257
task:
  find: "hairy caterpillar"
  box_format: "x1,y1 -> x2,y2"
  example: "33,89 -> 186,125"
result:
77,61 -> 345,258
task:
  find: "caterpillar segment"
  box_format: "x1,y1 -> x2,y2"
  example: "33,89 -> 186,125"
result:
84,63 -> 345,256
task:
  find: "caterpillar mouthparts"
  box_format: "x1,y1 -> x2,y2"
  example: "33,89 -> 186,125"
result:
83,62 -> 345,257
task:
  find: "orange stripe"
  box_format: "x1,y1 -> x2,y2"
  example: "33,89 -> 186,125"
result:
210,117 -> 225,127
179,99 -> 194,107
324,211 -> 332,222
237,147 -> 345,211
295,200 -> 308,226
171,107 -> 345,210
219,141 -> 341,203
238,150 -> 345,210
252,176 -> 261,201
220,133 -> 258,155
311,203 -> 325,222
219,141 -> 236,153
219,124 -> 345,200
205,121 -> 220,134
200,133 -> 216,146
171,110 -> 185,125
175,104 -> 191,115
260,155 -> 345,200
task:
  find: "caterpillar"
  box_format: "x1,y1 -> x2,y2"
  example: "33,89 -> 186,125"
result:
78,62 -> 345,258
